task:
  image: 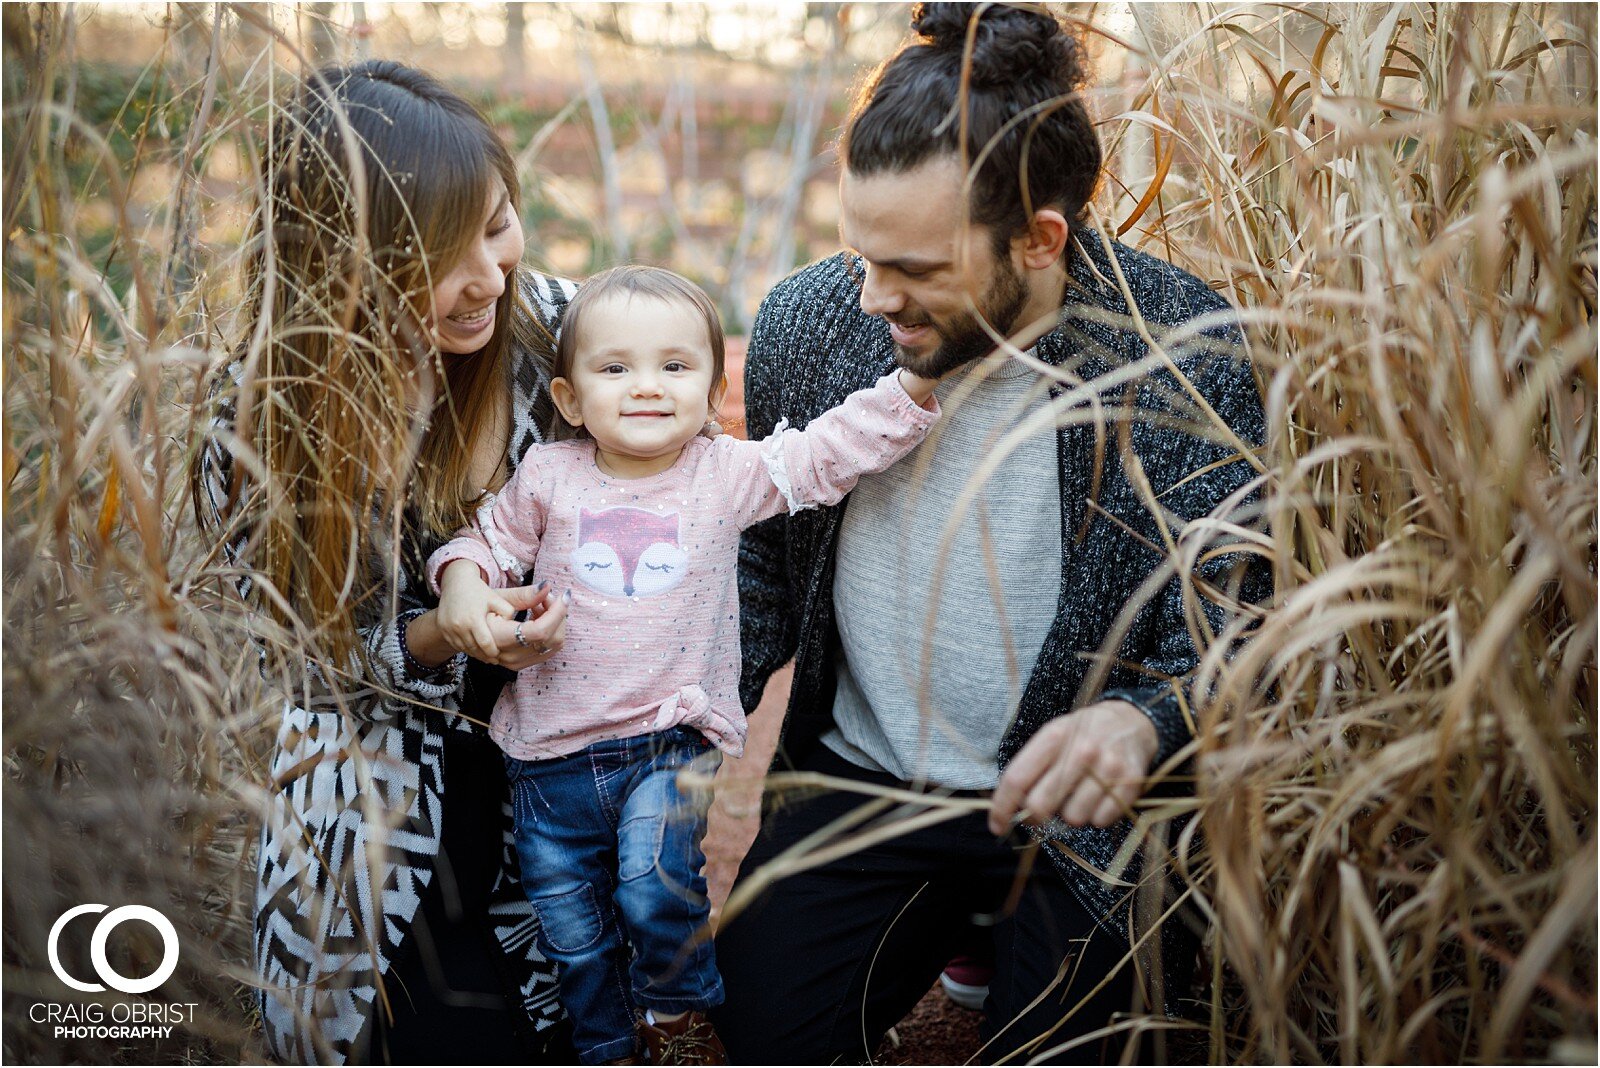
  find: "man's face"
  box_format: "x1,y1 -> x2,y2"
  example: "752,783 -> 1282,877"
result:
840,156 -> 1029,379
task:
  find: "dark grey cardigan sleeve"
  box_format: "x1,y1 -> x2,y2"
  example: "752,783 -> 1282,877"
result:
1100,321 -> 1270,770
736,285 -> 803,715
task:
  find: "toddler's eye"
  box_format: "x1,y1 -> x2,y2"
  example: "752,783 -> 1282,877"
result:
664,361 -> 687,373
602,364 -> 627,375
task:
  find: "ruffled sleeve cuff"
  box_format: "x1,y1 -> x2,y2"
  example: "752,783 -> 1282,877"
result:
758,418 -> 803,514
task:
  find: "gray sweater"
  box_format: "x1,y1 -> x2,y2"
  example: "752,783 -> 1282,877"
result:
737,233 -> 1269,929
823,352 -> 1063,789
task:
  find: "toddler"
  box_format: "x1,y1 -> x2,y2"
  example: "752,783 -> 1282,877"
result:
427,265 -> 939,1064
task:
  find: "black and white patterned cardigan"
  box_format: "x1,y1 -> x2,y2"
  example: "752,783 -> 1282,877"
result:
737,234 -> 1270,932
197,270 -> 576,1064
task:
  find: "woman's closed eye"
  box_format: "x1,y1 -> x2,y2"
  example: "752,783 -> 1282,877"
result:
488,213 -> 512,238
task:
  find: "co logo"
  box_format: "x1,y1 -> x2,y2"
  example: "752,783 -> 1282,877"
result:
47,905 -> 179,995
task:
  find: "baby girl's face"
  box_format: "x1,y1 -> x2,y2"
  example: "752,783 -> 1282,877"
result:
552,292 -> 721,469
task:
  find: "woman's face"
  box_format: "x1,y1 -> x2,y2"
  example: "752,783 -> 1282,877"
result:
426,182 -> 524,356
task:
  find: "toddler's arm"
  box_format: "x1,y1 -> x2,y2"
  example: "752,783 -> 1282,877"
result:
425,453 -> 554,661
719,368 -> 941,528
425,449 -> 549,595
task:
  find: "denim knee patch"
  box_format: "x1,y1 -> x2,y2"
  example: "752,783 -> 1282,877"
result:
532,882 -> 605,954
618,813 -> 664,882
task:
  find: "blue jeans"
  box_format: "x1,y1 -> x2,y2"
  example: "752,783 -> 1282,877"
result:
505,727 -> 725,1064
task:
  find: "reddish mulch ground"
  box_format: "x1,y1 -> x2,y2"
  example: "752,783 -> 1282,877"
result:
875,985 -> 984,1065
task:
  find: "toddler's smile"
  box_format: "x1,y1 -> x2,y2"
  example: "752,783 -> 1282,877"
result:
551,291 -> 726,480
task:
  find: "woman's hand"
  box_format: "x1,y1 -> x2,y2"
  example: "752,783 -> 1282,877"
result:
405,582 -> 568,670
987,701 -> 1159,834
483,586 -> 569,671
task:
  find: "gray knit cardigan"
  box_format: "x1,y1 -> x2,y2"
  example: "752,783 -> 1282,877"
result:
736,232 -> 1270,929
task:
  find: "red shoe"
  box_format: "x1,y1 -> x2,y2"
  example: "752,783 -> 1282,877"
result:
939,955 -> 994,1011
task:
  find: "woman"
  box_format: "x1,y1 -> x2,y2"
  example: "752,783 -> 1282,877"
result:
195,61 -> 576,1064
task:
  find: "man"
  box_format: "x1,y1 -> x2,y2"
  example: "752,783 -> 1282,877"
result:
712,4 -> 1267,1062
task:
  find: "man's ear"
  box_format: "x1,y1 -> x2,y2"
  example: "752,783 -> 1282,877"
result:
550,377 -> 583,428
1018,208 -> 1071,271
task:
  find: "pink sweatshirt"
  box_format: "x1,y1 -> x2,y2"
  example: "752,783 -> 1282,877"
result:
427,371 -> 939,761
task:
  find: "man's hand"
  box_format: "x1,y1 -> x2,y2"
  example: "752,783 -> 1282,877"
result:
988,700 -> 1160,835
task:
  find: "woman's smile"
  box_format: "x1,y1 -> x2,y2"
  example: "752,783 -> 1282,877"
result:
427,184 -> 523,355
443,302 -> 495,337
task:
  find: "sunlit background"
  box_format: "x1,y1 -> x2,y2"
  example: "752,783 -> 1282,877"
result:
52,1 -> 1195,329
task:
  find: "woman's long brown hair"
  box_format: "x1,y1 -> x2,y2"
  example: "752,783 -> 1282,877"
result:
229,61 -> 544,670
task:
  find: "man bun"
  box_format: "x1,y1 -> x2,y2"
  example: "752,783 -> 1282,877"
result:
909,2 -> 1078,89
841,2 -> 1103,242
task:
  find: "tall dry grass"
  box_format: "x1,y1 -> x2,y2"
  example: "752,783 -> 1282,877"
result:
1102,4 -> 1597,1062
1,2 -> 1594,1065
2,4 -> 277,1063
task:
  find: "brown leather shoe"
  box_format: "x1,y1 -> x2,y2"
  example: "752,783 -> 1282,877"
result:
638,1010 -> 727,1065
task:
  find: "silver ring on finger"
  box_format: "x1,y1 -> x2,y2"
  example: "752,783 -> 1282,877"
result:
514,623 -> 528,648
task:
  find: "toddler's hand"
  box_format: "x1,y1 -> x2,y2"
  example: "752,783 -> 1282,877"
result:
438,559 -> 524,661
897,368 -> 940,409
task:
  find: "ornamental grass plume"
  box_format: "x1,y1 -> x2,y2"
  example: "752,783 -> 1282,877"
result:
1103,4 -> 1596,1062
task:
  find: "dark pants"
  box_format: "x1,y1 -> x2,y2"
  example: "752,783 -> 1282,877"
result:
710,746 -> 1137,1065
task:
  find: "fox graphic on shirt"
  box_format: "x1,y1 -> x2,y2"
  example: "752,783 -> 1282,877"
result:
424,370 -> 939,760
569,506 -> 688,599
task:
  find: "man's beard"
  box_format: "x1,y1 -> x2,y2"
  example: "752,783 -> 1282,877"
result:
891,257 -> 1030,380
